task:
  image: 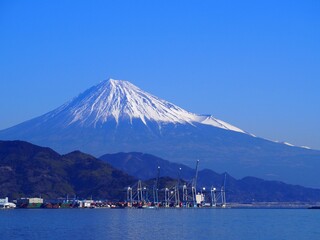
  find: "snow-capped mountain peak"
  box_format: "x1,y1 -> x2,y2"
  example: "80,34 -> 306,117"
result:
43,78 -> 246,134
1,78 -> 319,188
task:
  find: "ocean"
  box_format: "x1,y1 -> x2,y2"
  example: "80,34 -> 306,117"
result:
1,208 -> 319,240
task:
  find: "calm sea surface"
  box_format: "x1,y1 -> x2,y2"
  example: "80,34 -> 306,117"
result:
0,208 -> 319,240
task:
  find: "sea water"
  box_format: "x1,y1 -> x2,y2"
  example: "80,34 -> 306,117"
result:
0,208 -> 319,240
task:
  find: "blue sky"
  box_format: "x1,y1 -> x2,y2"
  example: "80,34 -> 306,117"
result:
1,0 -> 320,149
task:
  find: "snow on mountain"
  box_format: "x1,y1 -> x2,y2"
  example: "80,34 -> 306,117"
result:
282,142 -> 295,147
301,146 -> 311,149
42,79 -> 247,134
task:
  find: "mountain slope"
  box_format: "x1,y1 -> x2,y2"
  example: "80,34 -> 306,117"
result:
100,152 -> 197,180
1,79 -> 245,131
1,79 -> 320,187
0,140 -> 135,199
100,152 -> 320,202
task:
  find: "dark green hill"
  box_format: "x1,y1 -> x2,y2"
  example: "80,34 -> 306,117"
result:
0,141 -> 135,200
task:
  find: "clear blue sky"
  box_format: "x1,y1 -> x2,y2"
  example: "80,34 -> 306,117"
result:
1,0 -> 320,149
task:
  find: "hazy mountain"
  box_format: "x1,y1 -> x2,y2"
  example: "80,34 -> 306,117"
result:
1,79 -> 320,187
100,152 -> 320,202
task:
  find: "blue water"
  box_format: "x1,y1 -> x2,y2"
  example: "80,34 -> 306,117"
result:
0,208 -> 319,240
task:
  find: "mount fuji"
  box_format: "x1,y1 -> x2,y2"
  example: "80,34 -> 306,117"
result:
1,79 -> 320,187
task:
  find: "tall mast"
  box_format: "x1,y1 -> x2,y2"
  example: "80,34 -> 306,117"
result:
222,173 -> 227,207
194,160 -> 199,191
192,159 -> 200,207
155,166 -> 160,204
176,167 -> 181,207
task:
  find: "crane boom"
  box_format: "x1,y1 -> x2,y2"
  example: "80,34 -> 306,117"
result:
194,159 -> 200,191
